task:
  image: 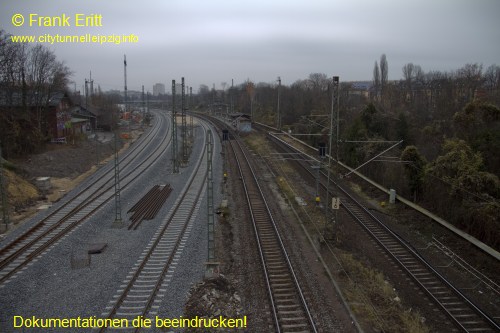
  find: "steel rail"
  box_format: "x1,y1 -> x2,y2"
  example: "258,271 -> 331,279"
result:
0,111 -> 164,256
268,132 -> 499,332
230,133 -> 317,333
99,121 -> 211,332
0,111 -> 173,285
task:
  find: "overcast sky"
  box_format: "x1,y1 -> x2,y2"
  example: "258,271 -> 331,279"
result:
2,0 -> 499,92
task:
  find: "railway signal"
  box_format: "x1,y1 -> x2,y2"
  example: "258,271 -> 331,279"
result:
332,197 -> 340,210
318,142 -> 326,157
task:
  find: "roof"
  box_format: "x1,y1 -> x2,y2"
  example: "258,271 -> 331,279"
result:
71,105 -> 96,118
47,92 -> 68,106
229,113 -> 251,119
350,81 -> 373,90
71,117 -> 89,123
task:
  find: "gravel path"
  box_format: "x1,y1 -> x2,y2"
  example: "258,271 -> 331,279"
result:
0,116 -> 223,333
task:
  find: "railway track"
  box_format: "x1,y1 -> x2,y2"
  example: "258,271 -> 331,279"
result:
99,121 -> 211,332
268,132 -> 500,332
0,110 -> 171,287
228,133 -> 317,333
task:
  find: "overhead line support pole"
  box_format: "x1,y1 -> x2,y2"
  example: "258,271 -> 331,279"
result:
172,80 -> 179,173
181,77 -> 188,163
277,76 -> 281,131
190,87 -> 193,139
324,76 -> 339,236
112,59 -> 124,228
205,130 -> 219,277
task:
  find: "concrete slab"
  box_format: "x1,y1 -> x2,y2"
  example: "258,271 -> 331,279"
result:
71,250 -> 90,269
294,196 -> 307,206
88,242 -> 107,254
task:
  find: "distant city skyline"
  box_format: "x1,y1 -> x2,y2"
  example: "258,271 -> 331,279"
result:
2,0 -> 499,93
153,83 -> 165,96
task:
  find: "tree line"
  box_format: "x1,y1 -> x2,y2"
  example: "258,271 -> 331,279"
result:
199,56 -> 500,249
0,30 -> 72,158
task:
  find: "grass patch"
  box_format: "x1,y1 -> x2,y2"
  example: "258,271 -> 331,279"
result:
242,132 -> 267,154
218,206 -> 230,219
276,176 -> 295,203
249,128 -> 430,332
339,252 -> 429,333
4,168 -> 39,208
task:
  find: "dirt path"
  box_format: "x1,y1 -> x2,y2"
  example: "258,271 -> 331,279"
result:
1,130 -> 141,236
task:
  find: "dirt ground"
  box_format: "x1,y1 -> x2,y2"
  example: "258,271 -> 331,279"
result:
3,126 -> 498,331
234,131 -> 499,332
0,131 -> 140,235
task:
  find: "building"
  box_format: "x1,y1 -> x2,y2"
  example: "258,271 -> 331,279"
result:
229,113 -> 252,133
45,92 -> 73,139
70,105 -> 96,134
153,83 -> 165,96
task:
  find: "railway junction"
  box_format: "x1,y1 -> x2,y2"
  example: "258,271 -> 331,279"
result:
0,110 -> 498,333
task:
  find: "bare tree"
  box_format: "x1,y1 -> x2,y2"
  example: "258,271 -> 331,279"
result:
308,73 -> 329,92
402,62 -> 422,104
0,31 -> 27,106
402,63 -> 414,84
1,31 -> 72,138
380,54 -> 388,97
484,64 -> 500,93
373,61 -> 380,100
402,63 -> 414,102
26,45 -> 58,130
246,79 -> 255,118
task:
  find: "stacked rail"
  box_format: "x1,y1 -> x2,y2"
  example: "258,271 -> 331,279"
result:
127,184 -> 173,230
99,122 -> 211,332
0,111 -> 170,286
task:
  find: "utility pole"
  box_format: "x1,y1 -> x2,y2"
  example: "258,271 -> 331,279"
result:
95,115 -> 99,167
335,77 -> 340,166
85,71 -> 94,110
0,141 -> 10,232
315,142 -> 326,206
146,91 -> 150,121
189,87 -> 193,140
88,74 -> 98,167
325,76 -> 339,235
141,85 -> 145,129
84,79 -> 89,109
277,76 -> 281,131
112,123 -> 123,227
112,60 -> 123,229
205,130 -> 219,278
230,79 -> 234,115
89,71 -> 93,97
171,80 -> 179,173
181,77 -> 188,163
111,58 -> 127,228
124,55 -> 129,134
